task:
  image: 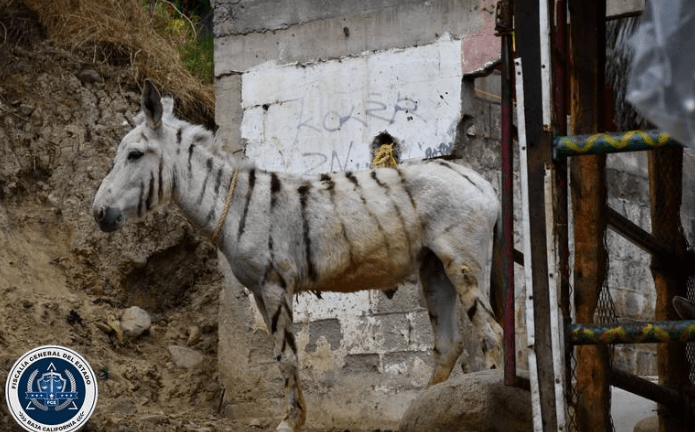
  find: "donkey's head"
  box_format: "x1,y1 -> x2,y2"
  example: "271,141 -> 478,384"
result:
92,81 -> 176,232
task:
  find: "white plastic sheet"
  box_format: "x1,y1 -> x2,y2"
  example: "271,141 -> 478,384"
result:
626,1 -> 695,146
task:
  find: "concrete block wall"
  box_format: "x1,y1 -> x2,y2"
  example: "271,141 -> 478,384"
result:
606,153 -> 658,375
212,0 -> 500,155
605,150 -> 695,376
212,0 -> 693,429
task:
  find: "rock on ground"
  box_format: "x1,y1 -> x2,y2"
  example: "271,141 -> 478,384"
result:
399,369 -> 532,432
120,306 -> 152,338
169,345 -> 205,368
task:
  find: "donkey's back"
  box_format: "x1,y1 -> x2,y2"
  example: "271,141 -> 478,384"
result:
224,158 -> 499,300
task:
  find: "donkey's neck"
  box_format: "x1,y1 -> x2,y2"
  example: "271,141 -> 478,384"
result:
170,141 -> 249,240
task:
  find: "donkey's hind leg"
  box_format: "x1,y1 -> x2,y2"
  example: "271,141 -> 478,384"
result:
434,248 -> 503,371
259,282 -> 306,432
419,249 -> 464,386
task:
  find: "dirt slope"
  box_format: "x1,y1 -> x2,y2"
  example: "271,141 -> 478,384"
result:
0,3 -> 393,430
0,4 -> 264,431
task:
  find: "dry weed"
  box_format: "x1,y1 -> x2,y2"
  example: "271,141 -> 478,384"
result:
1,0 -> 214,125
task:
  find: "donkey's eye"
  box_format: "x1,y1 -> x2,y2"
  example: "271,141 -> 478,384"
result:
127,150 -> 144,162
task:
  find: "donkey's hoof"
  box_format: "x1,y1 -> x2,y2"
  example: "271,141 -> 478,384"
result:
276,420 -> 294,432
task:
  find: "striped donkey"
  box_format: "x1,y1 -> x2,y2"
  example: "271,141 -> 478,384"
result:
92,82 -> 504,431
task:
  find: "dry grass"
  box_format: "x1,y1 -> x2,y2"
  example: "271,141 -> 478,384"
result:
2,0 -> 214,125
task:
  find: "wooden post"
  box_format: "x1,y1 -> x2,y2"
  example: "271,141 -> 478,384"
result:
568,0 -> 611,431
648,147 -> 690,432
514,1 -> 558,430
552,0 -> 572,408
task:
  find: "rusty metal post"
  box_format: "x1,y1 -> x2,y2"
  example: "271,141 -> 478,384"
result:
648,146 -> 691,432
568,0 -> 611,431
496,0 -> 516,388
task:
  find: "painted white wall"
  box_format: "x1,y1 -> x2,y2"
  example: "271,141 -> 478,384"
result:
240,35 -> 462,174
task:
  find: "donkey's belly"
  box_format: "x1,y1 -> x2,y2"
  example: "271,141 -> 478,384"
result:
309,248 -> 415,293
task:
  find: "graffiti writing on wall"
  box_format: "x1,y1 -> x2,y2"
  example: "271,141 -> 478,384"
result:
294,94 -> 423,135
302,142 -> 358,174
241,37 -> 464,174
290,94 -> 432,174
300,140 -> 455,175
288,92 -> 456,174
424,142 -> 454,158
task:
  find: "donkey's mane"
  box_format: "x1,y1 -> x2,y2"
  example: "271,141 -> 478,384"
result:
138,95 -> 256,172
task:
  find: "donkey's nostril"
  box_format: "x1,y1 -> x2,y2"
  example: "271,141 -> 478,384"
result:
93,206 -> 123,232
93,206 -> 106,222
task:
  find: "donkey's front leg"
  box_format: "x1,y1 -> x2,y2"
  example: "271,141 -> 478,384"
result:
261,284 -> 306,432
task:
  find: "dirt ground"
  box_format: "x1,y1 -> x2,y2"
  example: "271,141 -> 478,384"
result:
0,5 -> 380,432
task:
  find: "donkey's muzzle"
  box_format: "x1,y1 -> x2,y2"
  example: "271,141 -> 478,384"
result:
93,206 -> 124,232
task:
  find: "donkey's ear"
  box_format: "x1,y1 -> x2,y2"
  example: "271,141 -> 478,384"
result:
142,80 -> 163,130
673,296 -> 695,320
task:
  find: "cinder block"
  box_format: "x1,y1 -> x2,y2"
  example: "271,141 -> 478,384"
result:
373,314 -> 410,352
343,353 -> 380,374
406,311 -> 435,349
371,277 -> 424,315
489,102 -> 502,141
382,350 -> 433,371
474,97 -> 492,139
381,350 -> 433,389
304,318 -> 342,352
224,398 -> 283,421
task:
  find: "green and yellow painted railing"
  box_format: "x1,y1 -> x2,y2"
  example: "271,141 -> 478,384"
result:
557,130 -> 695,345
553,130 -> 681,159
571,320 -> 695,345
